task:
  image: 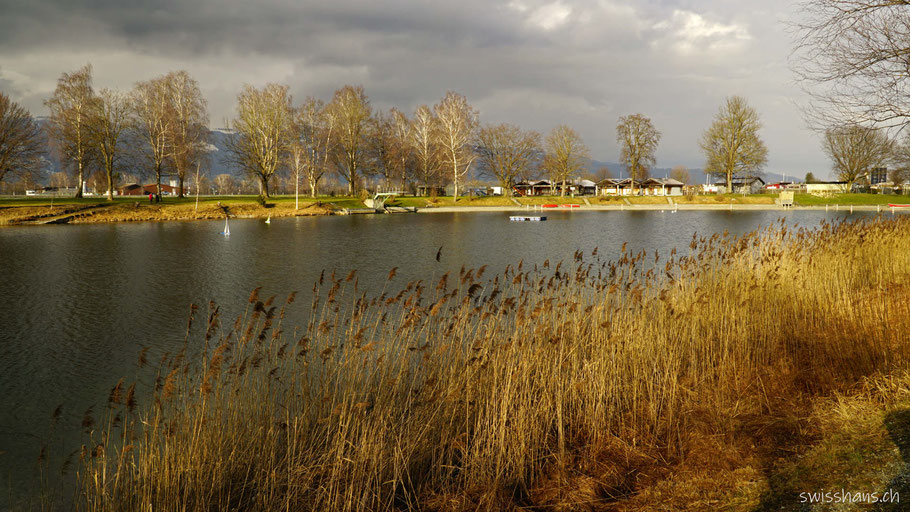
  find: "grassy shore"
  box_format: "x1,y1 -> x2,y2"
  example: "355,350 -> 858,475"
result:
2,192 -> 910,226
0,195 -> 346,225
60,215 -> 910,511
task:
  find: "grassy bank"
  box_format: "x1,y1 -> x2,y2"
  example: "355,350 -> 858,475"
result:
4,192 -> 910,226
61,215 -> 910,511
0,196 -> 350,225
794,193 -> 910,206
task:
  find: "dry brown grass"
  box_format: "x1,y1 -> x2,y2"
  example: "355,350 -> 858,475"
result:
72,216 -> 910,511
0,200 -> 337,225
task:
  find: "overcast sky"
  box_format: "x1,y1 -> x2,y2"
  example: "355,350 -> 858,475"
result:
0,0 -> 829,178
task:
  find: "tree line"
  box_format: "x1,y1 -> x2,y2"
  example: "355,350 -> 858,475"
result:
1,65 -> 775,200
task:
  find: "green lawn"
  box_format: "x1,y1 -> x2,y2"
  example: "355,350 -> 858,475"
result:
794,193 -> 910,205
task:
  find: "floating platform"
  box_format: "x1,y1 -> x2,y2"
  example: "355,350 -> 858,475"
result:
510,216 -> 547,222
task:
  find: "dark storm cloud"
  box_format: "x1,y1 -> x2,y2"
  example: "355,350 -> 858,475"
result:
0,0 -> 829,175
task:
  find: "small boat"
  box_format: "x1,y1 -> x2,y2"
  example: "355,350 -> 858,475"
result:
559,204 -> 581,208
265,216 -> 271,224
542,204 -> 559,208
221,218 -> 231,236
510,216 -> 547,222
888,204 -> 910,208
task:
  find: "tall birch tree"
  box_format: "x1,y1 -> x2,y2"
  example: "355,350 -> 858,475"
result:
410,105 -> 440,189
45,64 -> 96,197
133,75 -> 172,198
166,71 -> 208,198
434,92 -> 478,201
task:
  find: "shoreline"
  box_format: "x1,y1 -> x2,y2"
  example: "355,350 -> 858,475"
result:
1,199 -> 906,226
418,203 -> 905,213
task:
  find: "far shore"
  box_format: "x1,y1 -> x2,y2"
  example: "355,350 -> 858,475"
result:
420,203 -> 906,213
1,193 -> 908,226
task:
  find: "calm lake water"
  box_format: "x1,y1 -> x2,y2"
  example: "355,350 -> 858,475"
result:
0,209 -> 883,502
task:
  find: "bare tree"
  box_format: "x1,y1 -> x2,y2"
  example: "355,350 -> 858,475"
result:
214,173 -> 236,194
227,84 -> 292,198
366,110 -> 397,190
700,97 -> 768,193
434,92 -> 478,201
890,167 -> 909,188
616,114 -> 660,195
287,99 -> 326,207
89,89 -> 133,200
593,166 -> 613,182
0,92 -> 44,186
48,171 -> 72,188
793,1 -> 910,129
327,85 -> 371,195
823,124 -> 893,185
410,104 -> 440,189
476,123 -> 541,195
289,98 -> 335,199
388,108 -> 414,190
133,75 -> 172,198
45,64 -> 96,197
670,165 -> 690,184
165,71 -> 208,198
543,124 -> 590,196
287,109 -> 308,208
890,131 -> 910,188
313,100 -> 337,198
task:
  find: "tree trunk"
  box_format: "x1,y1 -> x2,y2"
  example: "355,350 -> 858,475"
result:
106,166 -> 114,201
295,172 -> 299,210
179,175 -> 185,198
156,164 -> 162,203
74,166 -> 84,198
310,181 -> 317,198
561,179 -> 566,197
726,171 -> 733,195
260,175 -> 270,199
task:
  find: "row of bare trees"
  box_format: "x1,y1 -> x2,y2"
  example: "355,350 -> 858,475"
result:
41,65 -> 209,200
224,85 -> 487,202
2,66 -> 774,199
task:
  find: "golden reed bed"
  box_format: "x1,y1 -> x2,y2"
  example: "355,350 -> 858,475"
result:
65,216 -> 910,511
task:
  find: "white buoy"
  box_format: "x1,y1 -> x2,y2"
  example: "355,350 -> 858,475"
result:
265,216 -> 271,224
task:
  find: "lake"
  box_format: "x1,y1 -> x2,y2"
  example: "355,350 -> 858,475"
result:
0,209 -> 883,503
